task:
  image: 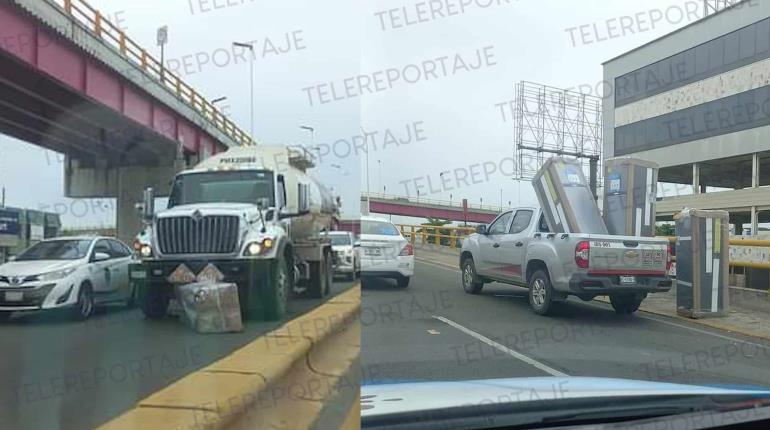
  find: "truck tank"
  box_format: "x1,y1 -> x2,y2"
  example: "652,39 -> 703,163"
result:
290,171 -> 338,240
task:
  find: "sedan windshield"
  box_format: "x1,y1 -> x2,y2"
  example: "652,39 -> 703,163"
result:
15,240 -> 92,261
362,221 -> 400,236
168,170 -> 274,208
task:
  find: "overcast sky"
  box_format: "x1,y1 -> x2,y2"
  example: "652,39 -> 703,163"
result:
0,0 -> 715,227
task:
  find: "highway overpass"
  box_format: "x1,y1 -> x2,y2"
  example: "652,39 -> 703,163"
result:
0,0 -> 253,242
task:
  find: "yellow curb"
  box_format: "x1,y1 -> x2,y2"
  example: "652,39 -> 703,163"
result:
99,284 -> 361,430
340,395 -> 361,430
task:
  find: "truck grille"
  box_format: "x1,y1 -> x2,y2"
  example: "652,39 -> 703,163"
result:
156,216 -> 240,255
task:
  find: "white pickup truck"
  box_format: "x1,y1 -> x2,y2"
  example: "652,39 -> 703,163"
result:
460,207 -> 672,315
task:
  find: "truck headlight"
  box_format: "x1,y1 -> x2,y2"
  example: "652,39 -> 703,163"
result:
140,245 -> 153,258
244,238 -> 275,256
36,267 -> 77,282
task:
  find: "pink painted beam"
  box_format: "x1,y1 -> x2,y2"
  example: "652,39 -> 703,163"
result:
0,2 -> 226,154
369,201 -> 497,224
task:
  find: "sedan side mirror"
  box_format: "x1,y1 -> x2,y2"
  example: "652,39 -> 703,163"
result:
476,225 -> 488,235
7,256 -> 16,262
354,241 -> 361,247
93,252 -> 110,262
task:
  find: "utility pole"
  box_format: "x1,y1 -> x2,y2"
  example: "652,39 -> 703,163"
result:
233,42 -> 256,139
157,26 -> 168,83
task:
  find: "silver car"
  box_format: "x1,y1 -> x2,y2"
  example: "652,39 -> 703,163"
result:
460,207 -> 671,315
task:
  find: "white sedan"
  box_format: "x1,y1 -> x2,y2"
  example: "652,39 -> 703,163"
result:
359,216 -> 414,288
0,237 -> 135,320
326,231 -> 359,281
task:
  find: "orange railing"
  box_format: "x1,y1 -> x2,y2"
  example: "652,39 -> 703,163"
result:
54,0 -> 253,146
396,224 -> 476,248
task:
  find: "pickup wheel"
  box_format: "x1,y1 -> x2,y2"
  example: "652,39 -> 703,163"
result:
461,257 -> 484,294
528,270 -> 556,316
396,276 -> 410,289
610,294 -> 644,315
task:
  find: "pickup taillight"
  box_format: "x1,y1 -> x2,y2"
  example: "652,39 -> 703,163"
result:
575,241 -> 590,269
399,243 -> 414,256
666,244 -> 673,272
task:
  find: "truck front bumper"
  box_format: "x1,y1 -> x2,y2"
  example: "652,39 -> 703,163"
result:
567,273 -> 672,296
130,259 -> 274,312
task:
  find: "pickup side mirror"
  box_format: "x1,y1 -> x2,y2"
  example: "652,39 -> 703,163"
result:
354,241 -> 361,248
93,252 -> 110,262
7,256 -> 16,262
476,225 -> 488,235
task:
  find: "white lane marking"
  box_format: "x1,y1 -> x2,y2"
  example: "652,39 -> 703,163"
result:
415,259 -> 458,271
432,315 -> 568,377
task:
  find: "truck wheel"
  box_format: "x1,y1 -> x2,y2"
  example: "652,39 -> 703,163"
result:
610,294 -> 643,315
528,270 -> 556,316
141,286 -> 169,319
461,257 -> 484,294
308,252 -> 332,299
73,284 -> 95,320
264,258 -> 290,320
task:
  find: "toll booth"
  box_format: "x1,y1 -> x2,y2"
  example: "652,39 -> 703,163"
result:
675,209 -> 729,318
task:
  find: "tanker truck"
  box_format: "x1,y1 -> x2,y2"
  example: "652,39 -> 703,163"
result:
129,145 -> 339,320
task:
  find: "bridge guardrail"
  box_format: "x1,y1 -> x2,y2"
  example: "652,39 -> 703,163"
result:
364,192 -> 506,213
56,0 -> 254,147
396,224 -> 475,249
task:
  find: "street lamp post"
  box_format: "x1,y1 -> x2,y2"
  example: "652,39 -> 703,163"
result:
377,160 -> 382,196
157,26 -> 168,83
299,126 -> 315,159
233,42 -> 255,139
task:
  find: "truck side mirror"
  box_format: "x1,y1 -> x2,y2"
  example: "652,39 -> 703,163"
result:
142,187 -> 155,221
476,225 -> 488,235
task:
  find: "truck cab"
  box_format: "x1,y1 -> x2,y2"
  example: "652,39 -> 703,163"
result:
131,145 -> 338,321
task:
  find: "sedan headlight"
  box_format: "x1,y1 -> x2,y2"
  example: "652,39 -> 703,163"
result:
36,267 -> 77,282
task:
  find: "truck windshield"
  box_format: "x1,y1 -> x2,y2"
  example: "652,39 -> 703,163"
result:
168,170 -> 274,208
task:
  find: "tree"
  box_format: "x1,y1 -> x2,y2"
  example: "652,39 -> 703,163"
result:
655,223 -> 675,237
418,218 -> 453,246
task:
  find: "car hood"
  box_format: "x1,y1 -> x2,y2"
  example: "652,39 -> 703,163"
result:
361,377 -> 770,417
0,260 -> 81,277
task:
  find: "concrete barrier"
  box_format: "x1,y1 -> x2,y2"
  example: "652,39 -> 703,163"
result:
99,285 -> 360,430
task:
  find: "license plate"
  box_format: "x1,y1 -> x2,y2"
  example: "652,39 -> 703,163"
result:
619,276 -> 636,285
364,248 -> 382,256
5,291 -> 23,302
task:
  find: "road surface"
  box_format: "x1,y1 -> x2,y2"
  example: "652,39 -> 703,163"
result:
0,279 -> 355,430
362,260 -> 770,389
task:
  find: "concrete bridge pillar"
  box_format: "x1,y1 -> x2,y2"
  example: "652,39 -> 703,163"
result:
65,157 -> 179,244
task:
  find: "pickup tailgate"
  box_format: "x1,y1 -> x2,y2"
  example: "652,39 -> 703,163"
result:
585,235 -> 668,275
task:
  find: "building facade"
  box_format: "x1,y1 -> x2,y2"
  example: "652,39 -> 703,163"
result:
603,1 -> 770,233
0,207 -> 61,263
